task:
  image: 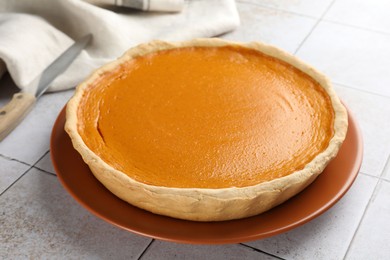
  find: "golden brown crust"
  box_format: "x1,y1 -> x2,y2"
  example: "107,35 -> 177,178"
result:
65,38 -> 348,221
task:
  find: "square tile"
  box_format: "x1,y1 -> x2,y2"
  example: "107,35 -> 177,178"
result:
296,21 -> 390,97
334,85 -> 390,177
245,174 -> 377,260
238,0 -> 334,17
0,168 -> 151,259
142,240 -> 276,260
0,90 -> 73,164
0,156 -> 29,194
222,3 -> 317,53
325,0 -> 390,34
346,180 -> 390,259
34,151 -> 55,174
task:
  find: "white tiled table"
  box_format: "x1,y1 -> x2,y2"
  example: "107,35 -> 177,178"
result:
1,0 -> 390,259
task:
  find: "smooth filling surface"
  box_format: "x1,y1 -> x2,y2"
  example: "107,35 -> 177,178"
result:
78,46 -> 334,188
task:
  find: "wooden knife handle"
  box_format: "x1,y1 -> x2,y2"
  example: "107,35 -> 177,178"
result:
0,92 -> 36,141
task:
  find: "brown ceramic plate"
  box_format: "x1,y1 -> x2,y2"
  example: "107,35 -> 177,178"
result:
51,105 -> 362,244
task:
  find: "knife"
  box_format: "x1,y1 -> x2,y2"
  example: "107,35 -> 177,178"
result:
0,34 -> 92,141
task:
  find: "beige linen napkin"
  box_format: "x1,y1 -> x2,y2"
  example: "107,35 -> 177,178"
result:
0,0 -> 239,93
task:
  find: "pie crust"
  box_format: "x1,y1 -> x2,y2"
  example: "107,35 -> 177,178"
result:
65,39 -> 348,221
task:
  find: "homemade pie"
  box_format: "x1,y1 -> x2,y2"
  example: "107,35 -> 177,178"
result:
65,39 -> 348,221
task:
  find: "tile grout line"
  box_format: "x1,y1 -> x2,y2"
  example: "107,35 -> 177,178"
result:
236,0 -> 318,19
293,0 -> 337,55
343,153 -> 390,259
0,166 -> 32,197
358,172 -> 390,183
321,18 -> 390,37
343,179 -> 380,259
333,81 -> 390,100
137,239 -> 155,260
32,149 -> 57,177
33,166 -> 57,177
32,150 -> 50,167
240,243 -> 286,260
382,178 -> 390,184
379,152 -> 390,178
0,151 -> 49,197
0,153 -> 32,167
358,171 -> 377,178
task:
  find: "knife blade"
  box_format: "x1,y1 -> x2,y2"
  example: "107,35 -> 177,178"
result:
0,34 -> 92,141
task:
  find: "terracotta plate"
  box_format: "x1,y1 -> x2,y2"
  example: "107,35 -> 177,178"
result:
51,105 -> 362,244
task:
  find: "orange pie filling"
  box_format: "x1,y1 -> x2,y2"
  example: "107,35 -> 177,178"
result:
77,45 -> 335,189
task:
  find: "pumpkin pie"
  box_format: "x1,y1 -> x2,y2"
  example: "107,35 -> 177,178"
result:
65,39 -> 348,221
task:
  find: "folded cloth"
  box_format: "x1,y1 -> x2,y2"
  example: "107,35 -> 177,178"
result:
0,0 -> 239,93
